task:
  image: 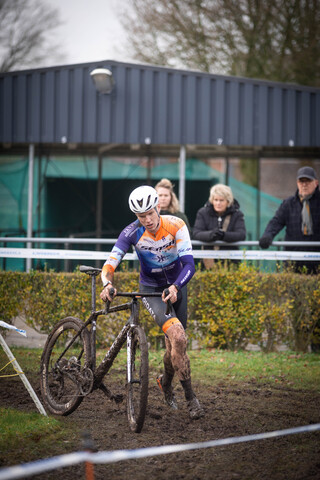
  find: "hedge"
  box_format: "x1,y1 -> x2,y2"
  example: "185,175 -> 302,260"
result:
0,264 -> 319,352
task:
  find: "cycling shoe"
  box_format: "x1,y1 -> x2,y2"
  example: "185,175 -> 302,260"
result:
157,374 -> 178,410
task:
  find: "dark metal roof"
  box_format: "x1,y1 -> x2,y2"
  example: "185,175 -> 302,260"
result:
1,60 -> 320,155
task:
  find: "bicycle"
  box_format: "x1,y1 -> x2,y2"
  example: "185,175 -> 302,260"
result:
40,265 -> 172,433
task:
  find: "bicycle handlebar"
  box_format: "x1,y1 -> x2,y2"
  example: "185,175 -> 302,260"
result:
106,289 -> 173,315
79,265 -> 174,315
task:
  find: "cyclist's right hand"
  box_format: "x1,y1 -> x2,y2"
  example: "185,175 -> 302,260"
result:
100,285 -> 117,302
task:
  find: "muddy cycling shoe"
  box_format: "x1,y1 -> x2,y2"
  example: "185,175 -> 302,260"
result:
157,375 -> 178,410
187,396 -> 204,419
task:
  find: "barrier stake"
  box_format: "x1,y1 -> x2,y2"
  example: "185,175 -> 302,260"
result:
82,431 -> 96,480
0,333 -> 47,416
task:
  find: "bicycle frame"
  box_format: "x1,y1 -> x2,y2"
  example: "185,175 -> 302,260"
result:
74,266 -> 167,391
93,295 -> 139,388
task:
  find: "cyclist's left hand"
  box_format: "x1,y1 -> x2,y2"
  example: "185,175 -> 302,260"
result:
162,285 -> 178,304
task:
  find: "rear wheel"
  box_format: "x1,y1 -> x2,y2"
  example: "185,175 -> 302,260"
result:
40,317 -> 92,415
126,326 -> 149,433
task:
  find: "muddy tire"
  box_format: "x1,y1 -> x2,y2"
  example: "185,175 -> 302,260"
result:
40,317 -> 91,415
126,326 -> 149,433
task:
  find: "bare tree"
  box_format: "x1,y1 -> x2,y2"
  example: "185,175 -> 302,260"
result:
0,0 -> 65,72
120,0 -> 320,87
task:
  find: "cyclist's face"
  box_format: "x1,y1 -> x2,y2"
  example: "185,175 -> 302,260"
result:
136,207 -> 160,234
157,187 -> 171,210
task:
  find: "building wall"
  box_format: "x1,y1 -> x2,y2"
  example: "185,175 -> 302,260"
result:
1,60 -> 320,148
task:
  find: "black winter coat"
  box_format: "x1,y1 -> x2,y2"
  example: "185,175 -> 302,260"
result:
192,199 -> 246,250
262,186 -> 320,247
261,186 -> 320,272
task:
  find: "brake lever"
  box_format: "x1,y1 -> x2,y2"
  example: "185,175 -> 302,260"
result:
164,288 -> 172,315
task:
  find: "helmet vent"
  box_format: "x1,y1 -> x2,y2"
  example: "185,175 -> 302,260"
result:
128,185 -> 159,214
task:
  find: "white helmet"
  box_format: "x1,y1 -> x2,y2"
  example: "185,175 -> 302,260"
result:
129,185 -> 159,214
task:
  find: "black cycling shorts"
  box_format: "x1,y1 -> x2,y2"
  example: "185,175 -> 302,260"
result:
139,283 -> 188,330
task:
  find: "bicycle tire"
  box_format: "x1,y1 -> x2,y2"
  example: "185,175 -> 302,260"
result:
126,325 -> 149,433
40,316 -> 92,416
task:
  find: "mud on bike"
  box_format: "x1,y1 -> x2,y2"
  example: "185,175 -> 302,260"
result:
40,265 -> 172,433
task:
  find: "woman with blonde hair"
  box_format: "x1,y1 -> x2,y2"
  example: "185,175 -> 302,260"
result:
193,183 -> 246,267
155,178 -> 191,231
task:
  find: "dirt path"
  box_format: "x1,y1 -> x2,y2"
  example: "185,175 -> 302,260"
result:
1,371 -> 320,480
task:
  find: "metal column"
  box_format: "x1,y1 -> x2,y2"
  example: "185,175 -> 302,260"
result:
26,144 -> 34,272
96,154 -> 103,267
179,145 -> 186,212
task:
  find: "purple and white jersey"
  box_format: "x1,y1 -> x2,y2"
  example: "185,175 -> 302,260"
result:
102,215 -> 195,288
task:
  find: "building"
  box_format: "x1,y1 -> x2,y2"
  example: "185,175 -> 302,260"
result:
1,60 -> 319,270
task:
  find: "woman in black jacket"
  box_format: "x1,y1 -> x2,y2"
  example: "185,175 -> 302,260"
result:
193,184 -> 246,267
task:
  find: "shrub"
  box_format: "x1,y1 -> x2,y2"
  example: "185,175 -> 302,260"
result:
0,266 -> 319,352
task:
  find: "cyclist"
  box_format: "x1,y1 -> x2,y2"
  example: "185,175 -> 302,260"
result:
100,185 -> 204,420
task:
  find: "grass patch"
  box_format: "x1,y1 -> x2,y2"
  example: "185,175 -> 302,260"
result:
188,349 -> 320,391
0,407 -> 60,448
0,407 -> 79,466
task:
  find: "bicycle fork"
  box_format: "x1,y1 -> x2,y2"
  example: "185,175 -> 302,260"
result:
127,299 -> 139,385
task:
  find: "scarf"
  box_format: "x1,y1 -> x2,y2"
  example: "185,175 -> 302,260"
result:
300,194 -> 313,235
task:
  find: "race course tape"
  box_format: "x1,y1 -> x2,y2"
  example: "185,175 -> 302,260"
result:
0,248 -> 137,261
0,423 -> 319,480
0,321 -> 26,337
1,247 -> 320,261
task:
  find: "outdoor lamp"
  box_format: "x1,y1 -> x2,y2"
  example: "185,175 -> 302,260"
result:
90,68 -> 114,94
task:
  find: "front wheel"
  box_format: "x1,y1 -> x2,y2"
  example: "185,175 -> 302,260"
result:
126,326 -> 149,433
40,317 -> 92,415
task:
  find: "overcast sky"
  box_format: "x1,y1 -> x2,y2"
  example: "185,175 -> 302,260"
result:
43,0 -> 133,66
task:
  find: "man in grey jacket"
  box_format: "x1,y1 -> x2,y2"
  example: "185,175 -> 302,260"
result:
259,166 -> 320,274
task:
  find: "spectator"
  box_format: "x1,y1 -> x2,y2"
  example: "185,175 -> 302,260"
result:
193,184 -> 246,268
155,178 -> 191,231
259,166 -> 320,274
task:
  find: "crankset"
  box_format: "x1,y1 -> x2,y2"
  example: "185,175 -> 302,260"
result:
78,367 -> 94,395
56,357 -> 94,396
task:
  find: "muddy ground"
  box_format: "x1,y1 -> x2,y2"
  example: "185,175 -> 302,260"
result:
1,371 -> 320,480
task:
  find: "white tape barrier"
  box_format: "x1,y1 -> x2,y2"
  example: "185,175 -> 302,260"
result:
0,248 -> 136,261
0,321 -> 26,337
0,423 -> 319,480
1,247 -> 320,262
195,249 -> 320,261
2,237 -> 320,247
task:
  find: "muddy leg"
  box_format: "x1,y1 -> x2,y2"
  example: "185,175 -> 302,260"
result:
165,323 -> 190,381
166,323 -> 204,419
